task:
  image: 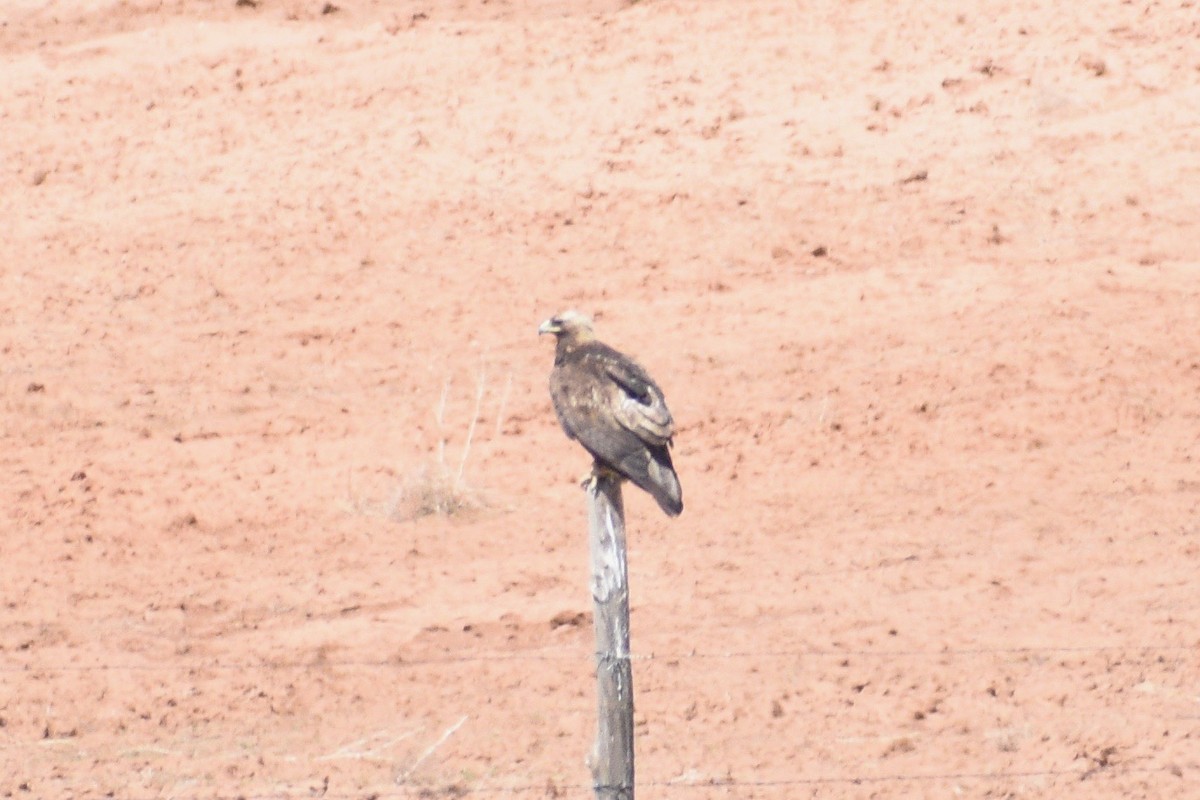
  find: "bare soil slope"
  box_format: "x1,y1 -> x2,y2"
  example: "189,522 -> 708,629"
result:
2,1 -> 1198,797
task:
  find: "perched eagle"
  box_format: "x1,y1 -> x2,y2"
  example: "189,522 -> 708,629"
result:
538,311 -> 683,517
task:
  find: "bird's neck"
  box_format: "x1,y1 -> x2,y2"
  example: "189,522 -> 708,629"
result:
555,334 -> 590,364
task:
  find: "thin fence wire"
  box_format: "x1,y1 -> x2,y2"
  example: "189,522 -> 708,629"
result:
1,642 -> 1194,673
90,764 -> 1187,800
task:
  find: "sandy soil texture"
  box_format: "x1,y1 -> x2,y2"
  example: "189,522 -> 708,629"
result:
3,1 -> 1199,797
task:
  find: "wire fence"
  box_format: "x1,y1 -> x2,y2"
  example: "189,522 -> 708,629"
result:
1,641 -> 1194,673
65,764 -> 1188,800
5,635 -> 1194,798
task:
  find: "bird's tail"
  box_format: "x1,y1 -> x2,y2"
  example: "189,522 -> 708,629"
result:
624,444 -> 682,517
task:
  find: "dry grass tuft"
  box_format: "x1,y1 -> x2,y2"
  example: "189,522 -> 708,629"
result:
391,462 -> 484,520
388,363 -> 511,521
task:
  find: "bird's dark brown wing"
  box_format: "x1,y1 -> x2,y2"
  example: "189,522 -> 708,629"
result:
549,342 -> 682,516
602,356 -> 674,446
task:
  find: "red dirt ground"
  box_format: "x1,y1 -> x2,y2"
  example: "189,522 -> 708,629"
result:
3,1 -> 1199,797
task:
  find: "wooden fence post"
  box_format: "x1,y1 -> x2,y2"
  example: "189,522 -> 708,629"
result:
586,471 -> 635,800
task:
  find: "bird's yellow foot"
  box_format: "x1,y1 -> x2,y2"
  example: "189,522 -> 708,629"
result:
580,463 -> 622,492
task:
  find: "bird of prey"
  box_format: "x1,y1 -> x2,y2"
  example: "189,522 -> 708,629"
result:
538,310 -> 683,517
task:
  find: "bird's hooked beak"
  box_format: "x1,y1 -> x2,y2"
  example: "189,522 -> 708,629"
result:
538,317 -> 560,336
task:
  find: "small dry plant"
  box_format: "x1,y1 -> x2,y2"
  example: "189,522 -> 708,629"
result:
389,363 -> 511,521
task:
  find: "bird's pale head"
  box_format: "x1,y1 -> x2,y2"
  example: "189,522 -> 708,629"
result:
538,310 -> 596,341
